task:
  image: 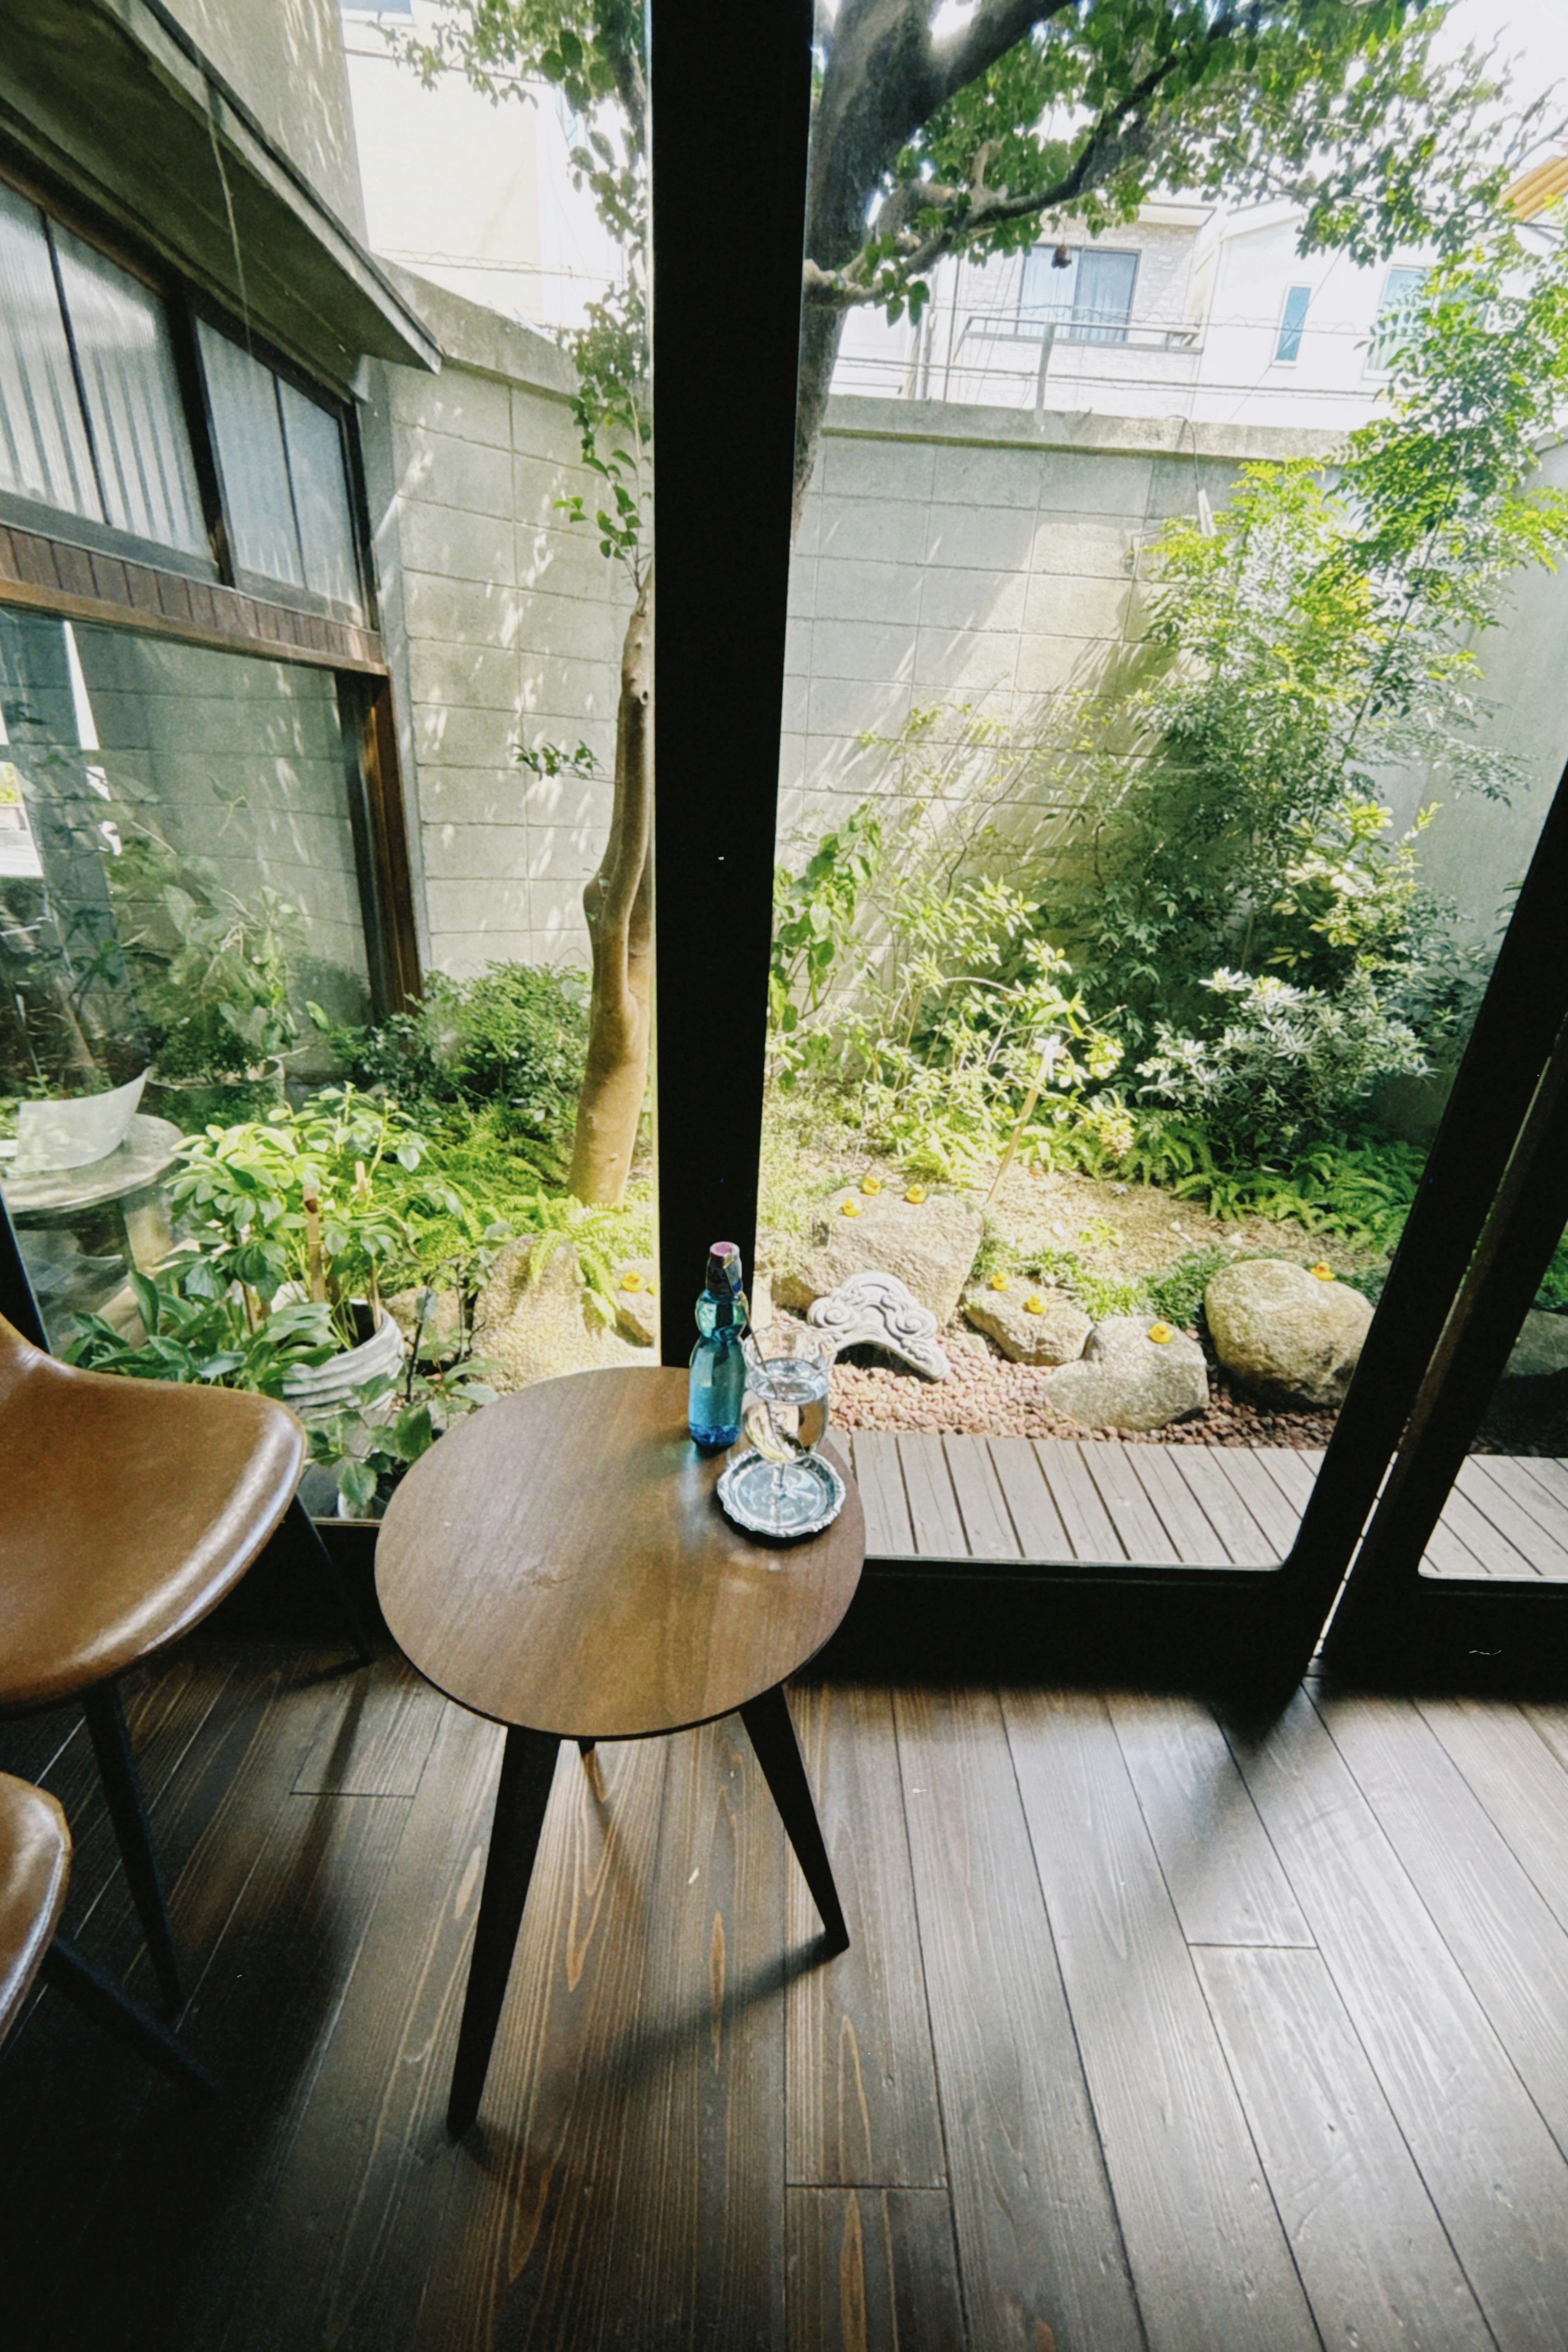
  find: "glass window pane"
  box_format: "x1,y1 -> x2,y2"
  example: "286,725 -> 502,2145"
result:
1072,248 -> 1137,343
1276,285 -> 1310,364
1020,245 -> 1078,326
0,183 -> 100,520
278,379 -> 361,611
0,609 -> 374,1338
1372,265 -> 1426,366
196,318 -> 304,588
51,225 -> 205,555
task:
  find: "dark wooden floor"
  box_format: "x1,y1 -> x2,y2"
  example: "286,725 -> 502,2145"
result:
10,1641 -> 1568,2348
852,1434 -> 1568,1577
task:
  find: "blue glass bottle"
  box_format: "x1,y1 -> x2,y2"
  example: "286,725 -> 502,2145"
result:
688,1241 -> 748,1448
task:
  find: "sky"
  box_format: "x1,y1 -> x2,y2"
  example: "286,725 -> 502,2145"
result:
1436,0 -> 1568,125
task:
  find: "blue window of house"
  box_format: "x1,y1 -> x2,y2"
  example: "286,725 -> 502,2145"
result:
1275,285 -> 1310,364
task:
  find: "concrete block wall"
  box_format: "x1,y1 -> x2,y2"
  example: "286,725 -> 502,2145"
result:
361,269 -> 633,980
365,287 -> 1565,984
779,399 -> 1334,863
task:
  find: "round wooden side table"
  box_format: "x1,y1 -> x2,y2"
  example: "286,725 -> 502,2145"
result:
376,1363 -> 866,2136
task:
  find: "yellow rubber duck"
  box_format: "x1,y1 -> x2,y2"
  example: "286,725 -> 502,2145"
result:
620,1270 -> 644,1292
904,1184 -> 927,1204
988,1272 -> 1010,1292
860,1174 -> 882,1194
1025,1294 -> 1046,1315
1148,1321 -> 1174,1345
1311,1261 -> 1333,1281
840,1198 -> 861,1218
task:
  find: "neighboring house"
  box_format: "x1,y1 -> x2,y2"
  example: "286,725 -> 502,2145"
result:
838,198 -> 1437,432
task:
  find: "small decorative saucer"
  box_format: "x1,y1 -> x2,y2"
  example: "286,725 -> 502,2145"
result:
717,1447 -> 846,1541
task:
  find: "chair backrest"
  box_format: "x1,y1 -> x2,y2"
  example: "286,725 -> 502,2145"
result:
0,1773 -> 69,2047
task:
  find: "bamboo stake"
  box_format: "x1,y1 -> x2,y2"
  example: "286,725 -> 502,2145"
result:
985,1033 -> 1063,1211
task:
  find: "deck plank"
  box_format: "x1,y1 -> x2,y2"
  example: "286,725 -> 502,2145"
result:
1459,1459 -> 1568,1578
940,1437 -> 1020,1559
896,1437 -> 968,1557
1196,1945 -> 1493,2351
847,1432 -> 913,1558
1438,1483 -> 1540,1578
986,1437 -> 1072,1559
1033,1439 -> 1125,1561
895,1687 -> 1144,2352
1083,1440 -> 1181,1564
1228,1690 -> 1568,2349
1124,1445 -> 1234,1566
1004,1691 -> 1319,2352
1166,1449 -> 1277,1567
1481,1457 -> 1568,1560
1208,1450 -> 1301,1558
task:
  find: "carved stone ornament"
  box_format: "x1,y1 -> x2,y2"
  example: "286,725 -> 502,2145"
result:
806,1269 -> 951,1381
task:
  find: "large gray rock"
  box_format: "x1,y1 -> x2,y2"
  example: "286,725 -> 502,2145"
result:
473,1238 -> 647,1390
1042,1315 -> 1208,1432
964,1279 -> 1091,1367
807,1270 -> 950,1379
1204,1258 -> 1371,1407
1506,1309 -> 1568,1381
773,1186 -> 983,1324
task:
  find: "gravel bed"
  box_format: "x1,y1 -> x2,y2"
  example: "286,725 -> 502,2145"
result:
829,1326 -> 1341,1449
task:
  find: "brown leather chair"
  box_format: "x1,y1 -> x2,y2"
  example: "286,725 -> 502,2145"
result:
0,1770 -> 208,2084
0,1300 -> 369,2011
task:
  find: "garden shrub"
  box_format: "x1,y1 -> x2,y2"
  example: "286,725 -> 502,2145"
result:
314,961 -> 589,1179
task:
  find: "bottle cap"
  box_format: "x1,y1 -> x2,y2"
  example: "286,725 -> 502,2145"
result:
706,1241 -> 742,1294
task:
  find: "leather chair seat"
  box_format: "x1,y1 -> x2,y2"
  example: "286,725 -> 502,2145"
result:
0,1772 -> 69,2042
0,1322 -> 304,1712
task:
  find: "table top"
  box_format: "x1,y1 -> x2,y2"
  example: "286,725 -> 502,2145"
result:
375,1365 -> 865,1740
2,1116 -> 183,1216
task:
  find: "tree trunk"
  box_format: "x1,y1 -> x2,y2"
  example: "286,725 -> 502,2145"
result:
567,570 -> 653,1204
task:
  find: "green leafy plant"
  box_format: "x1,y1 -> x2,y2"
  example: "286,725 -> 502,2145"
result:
1136,969 -> 1429,1164
170,1089 -> 484,1348
315,962 -> 589,1180
64,1266 -> 339,1392
305,1327 -> 501,1519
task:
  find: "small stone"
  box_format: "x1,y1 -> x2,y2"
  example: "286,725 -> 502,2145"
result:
964,1280 -> 1091,1367
1042,1316 -> 1208,1432
807,1270 -> 950,1380
1506,1310 -> 1568,1381
1205,1258 -> 1371,1408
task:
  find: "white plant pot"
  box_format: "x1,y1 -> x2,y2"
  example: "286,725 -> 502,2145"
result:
282,1302 -> 404,1418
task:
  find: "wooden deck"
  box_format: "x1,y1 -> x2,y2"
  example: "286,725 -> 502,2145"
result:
846,1432 -> 1568,1578
12,1644 -> 1568,2347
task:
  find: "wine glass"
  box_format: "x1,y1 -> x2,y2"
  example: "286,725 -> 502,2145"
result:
736,1325 -> 836,1532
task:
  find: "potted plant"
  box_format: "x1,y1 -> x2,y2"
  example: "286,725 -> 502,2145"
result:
166,1087 -> 477,1410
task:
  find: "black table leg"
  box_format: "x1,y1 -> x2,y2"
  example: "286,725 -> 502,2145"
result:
740,1684 -> 849,1954
447,1725 -> 560,2137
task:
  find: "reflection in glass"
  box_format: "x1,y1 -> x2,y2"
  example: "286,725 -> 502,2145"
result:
0,183 -> 99,519
196,320 -> 304,588
278,379 -> 360,610
51,226 -> 206,555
